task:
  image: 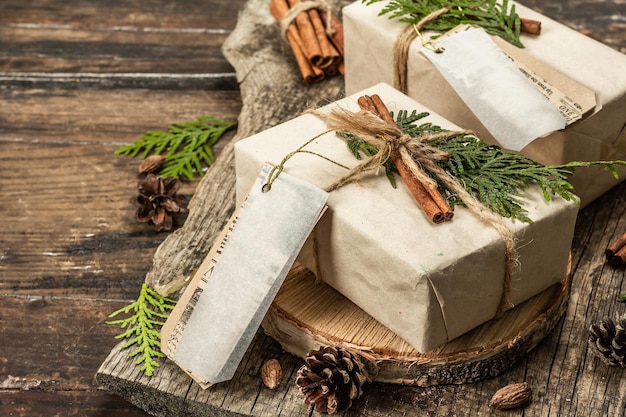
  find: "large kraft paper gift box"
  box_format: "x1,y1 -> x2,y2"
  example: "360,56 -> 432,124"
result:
343,1 -> 626,206
234,83 -> 578,353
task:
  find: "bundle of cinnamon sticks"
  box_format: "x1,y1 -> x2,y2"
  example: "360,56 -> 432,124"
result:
270,0 -> 344,84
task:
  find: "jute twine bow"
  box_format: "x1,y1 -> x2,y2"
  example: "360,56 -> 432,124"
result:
393,6 -> 450,93
279,0 -> 334,38
318,103 -> 518,318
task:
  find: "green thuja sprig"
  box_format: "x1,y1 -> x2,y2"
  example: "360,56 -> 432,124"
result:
363,0 -> 524,47
107,284 -> 177,377
346,109 -> 626,223
115,116 -> 236,180
341,131 -> 397,188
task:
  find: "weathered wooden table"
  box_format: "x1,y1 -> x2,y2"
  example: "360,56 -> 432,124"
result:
2,0 -> 626,416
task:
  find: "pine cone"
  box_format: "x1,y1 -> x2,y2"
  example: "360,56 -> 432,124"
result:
295,346 -> 369,414
588,314 -> 626,367
133,174 -> 187,231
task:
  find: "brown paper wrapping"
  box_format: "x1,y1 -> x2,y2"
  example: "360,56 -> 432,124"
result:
344,1 -> 626,206
233,83 -> 578,352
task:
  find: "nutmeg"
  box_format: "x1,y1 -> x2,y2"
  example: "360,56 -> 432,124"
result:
489,382 -> 532,410
261,359 -> 283,390
138,154 -> 166,175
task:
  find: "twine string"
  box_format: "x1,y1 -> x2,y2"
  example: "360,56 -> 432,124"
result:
263,129 -> 347,192
280,0 -> 335,39
393,6 -> 450,93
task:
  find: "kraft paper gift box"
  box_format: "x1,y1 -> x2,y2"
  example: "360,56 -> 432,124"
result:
234,83 -> 578,353
343,1 -> 626,206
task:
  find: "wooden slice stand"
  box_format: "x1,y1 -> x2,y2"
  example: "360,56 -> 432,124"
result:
264,262 -> 570,386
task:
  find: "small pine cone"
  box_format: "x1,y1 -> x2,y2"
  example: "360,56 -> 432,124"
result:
295,346 -> 369,414
133,174 -> 187,231
588,314 -> 626,367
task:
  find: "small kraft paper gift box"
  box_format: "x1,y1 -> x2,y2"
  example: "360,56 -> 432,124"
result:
343,0 -> 626,206
234,83 -> 578,352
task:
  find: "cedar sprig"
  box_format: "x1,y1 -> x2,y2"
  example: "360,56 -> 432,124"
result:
115,116 -> 236,180
363,0 -> 524,47
346,109 -> 626,223
341,131 -> 397,188
106,283 -> 177,377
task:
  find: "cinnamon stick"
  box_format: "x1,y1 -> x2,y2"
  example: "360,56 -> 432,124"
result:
337,61 -> 344,76
357,94 -> 453,223
270,0 -> 325,84
305,6 -> 340,68
393,155 -> 445,223
520,18 -> 541,35
365,95 -> 454,221
319,10 -> 345,56
286,0 -> 324,66
606,231 -> 626,267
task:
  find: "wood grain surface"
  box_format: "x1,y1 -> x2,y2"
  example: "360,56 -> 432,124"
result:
1,1 -> 245,415
2,0 -> 626,416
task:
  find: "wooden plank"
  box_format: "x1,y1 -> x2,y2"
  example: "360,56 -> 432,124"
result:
0,88 -> 239,299
521,0 -> 626,53
0,0 -> 249,87
0,391 -> 151,417
1,0 -> 624,415
0,296 -> 151,416
0,87 -> 241,143
0,26 -> 235,74
0,0 -> 243,415
0,0 -> 249,30
0,296 -> 135,387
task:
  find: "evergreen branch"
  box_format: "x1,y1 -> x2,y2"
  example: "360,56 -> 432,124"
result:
342,109 -> 626,223
115,116 -> 236,180
363,0 -> 524,47
106,283 -> 177,377
340,131 -> 398,188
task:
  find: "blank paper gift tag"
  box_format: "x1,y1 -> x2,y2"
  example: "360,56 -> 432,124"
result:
422,26 -> 567,152
161,163 -> 328,387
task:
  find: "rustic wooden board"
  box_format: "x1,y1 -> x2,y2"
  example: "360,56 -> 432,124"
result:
0,88 -> 241,144
522,0 -> 626,54
0,0 -> 247,30
0,27 -> 233,74
0,89 -> 239,299
95,0 -> 626,416
2,0 -> 626,415
0,1 -> 244,416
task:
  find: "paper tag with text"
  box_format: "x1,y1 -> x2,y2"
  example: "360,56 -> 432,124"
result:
491,34 -> 595,125
422,26 -> 567,152
161,163 -> 328,387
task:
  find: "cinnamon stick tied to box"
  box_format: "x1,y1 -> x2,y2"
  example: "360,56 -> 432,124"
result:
319,94 -> 518,316
270,0 -> 344,84
606,231 -> 626,267
356,94 -> 453,223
